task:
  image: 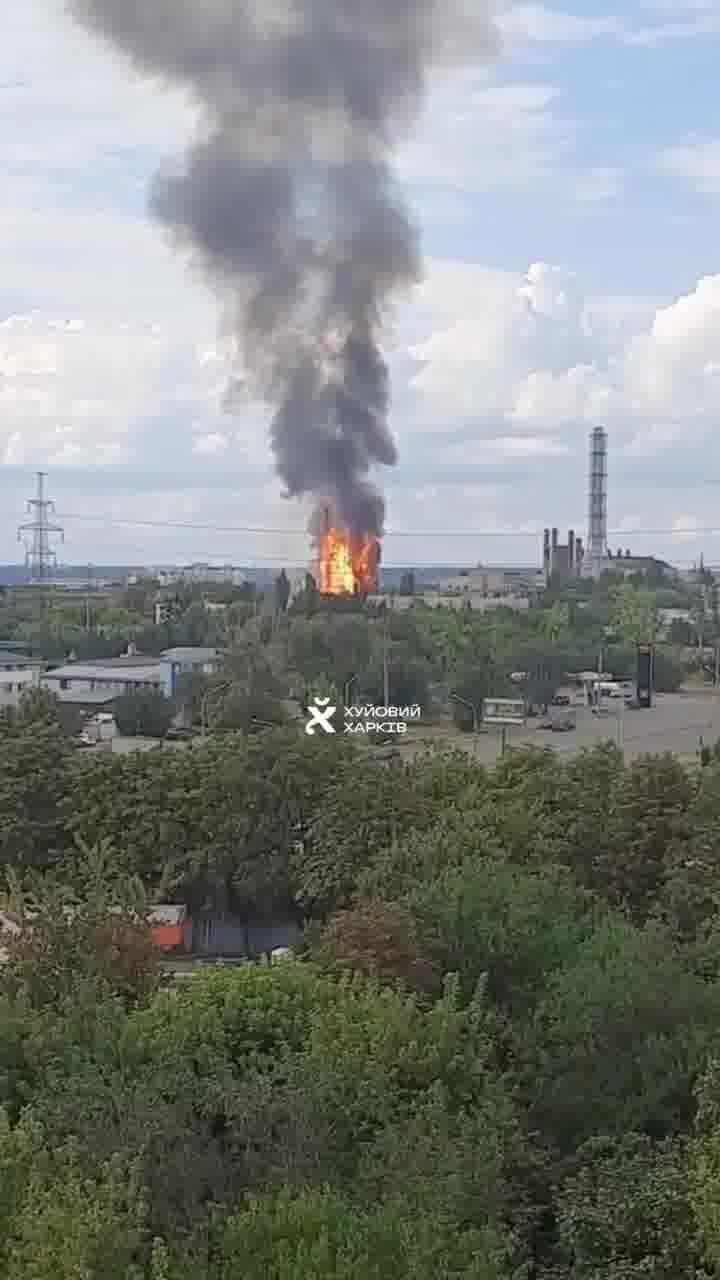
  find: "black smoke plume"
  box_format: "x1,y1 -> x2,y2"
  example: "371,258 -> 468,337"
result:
66,0 -> 498,536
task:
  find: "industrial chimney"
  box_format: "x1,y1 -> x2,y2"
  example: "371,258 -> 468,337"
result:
587,427 -> 608,576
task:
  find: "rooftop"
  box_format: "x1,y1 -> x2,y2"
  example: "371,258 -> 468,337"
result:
0,651 -> 43,668
148,905 -> 188,926
44,662 -> 161,683
161,647 -> 218,663
68,655 -> 160,668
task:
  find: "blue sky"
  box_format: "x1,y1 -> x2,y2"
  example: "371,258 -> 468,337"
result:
1,1 -> 720,569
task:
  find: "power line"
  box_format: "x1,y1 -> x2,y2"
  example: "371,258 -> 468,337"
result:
53,511 -> 720,540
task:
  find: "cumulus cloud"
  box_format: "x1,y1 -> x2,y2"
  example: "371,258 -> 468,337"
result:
2,1 -> 719,568
660,140 -> 720,194
5,260 -> 720,561
497,5 -> 623,46
408,263 -> 720,447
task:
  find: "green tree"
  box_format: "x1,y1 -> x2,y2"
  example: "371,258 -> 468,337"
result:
609,582 -> 658,646
408,857 -> 593,1012
544,1134 -> 700,1280
0,722 -> 71,872
274,570 -> 291,613
114,688 -> 175,738
690,1057 -> 720,1273
527,917 -> 718,1152
310,900 -> 441,998
1,839 -> 157,1009
0,1119 -> 149,1280
216,1186 -> 506,1280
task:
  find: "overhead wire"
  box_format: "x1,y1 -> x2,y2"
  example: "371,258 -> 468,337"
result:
53,511 -> 720,541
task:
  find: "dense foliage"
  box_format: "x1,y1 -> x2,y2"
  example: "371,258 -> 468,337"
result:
5,593 -> 720,1273
0,571 -> 697,731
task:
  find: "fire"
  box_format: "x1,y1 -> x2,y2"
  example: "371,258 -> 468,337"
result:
318,524 -> 379,595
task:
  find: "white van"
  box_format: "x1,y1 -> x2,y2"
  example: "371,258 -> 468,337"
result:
596,681 -> 623,699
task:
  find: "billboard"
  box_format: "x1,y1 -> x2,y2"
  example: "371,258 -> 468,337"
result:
482,697 -> 526,725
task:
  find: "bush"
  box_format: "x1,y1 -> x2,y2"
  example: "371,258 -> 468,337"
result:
113,689 -> 174,738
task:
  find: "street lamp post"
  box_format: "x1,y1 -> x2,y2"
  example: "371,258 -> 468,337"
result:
343,674 -> 358,709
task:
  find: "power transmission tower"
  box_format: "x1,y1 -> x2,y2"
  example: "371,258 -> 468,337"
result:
17,471 -> 64,582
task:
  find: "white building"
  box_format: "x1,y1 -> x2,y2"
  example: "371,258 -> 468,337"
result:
0,651 -> 44,709
41,647 -> 219,708
436,565 -> 543,597
156,564 -> 246,587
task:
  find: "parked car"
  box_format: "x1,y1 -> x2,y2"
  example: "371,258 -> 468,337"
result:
551,693 -> 571,706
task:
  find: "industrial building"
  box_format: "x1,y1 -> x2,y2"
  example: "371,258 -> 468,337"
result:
541,428 -> 674,584
41,647 -> 219,711
543,528 -> 584,583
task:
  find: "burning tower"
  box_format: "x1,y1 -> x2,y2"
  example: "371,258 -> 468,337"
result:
316,506 -> 379,595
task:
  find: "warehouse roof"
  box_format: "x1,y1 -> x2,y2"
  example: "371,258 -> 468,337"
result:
44,662 -> 162,683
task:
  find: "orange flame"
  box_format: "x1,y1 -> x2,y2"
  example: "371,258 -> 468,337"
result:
318,525 -> 378,595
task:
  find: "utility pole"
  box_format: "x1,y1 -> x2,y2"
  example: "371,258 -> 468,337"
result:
17,471 -> 64,582
85,564 -> 93,631
382,608 -> 390,707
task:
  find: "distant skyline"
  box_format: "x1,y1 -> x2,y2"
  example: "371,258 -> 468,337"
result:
2,2 -> 720,567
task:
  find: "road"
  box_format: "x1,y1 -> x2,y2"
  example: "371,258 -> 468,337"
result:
400,693 -> 720,764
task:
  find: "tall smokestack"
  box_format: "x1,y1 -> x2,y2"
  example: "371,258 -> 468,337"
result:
568,528 -> 575,567
66,0 -> 499,539
588,427 -> 608,574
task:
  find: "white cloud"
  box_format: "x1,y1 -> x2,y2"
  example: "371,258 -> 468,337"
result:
625,0 -> 720,43
568,166 -> 624,204
672,515 -> 701,542
659,140 -> 720,194
399,77 -> 570,192
497,4 -> 623,46
192,432 -> 228,455
406,263 -> 720,455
